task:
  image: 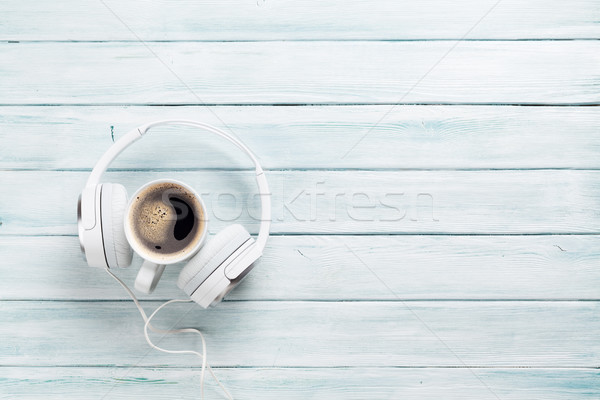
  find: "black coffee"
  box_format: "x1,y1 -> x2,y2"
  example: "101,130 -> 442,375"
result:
128,182 -> 205,262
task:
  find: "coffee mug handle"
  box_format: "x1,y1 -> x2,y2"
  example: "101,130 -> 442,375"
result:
134,260 -> 166,294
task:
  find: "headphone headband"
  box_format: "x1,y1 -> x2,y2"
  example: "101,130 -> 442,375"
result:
86,120 -> 271,253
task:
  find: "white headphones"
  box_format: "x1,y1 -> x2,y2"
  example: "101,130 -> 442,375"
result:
78,120 -> 272,308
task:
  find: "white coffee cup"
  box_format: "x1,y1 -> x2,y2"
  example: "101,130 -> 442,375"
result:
124,179 -> 208,293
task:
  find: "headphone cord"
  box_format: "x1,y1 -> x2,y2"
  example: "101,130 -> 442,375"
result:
105,268 -> 234,400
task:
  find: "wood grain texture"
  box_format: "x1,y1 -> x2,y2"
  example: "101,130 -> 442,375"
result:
2,105 -> 600,170
2,0 -> 598,396
2,42 -> 599,105
0,170 -> 598,235
0,301 -> 597,367
1,367 -> 598,400
1,235 -> 599,301
3,0 -> 600,41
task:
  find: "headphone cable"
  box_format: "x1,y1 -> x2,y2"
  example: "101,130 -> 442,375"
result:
105,268 -> 234,400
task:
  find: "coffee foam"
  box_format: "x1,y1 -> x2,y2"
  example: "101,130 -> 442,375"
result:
128,182 -> 205,263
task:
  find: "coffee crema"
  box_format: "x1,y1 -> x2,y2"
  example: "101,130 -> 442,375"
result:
127,181 -> 206,262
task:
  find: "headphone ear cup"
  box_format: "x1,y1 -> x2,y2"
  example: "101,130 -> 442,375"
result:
101,183 -> 133,268
177,224 -> 251,296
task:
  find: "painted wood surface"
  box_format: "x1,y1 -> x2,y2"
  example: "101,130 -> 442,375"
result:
1,301 -> 598,367
1,235 -> 599,301
2,42 -> 599,105
3,0 -> 600,41
0,235 -> 600,301
1,0 -> 598,398
0,170 -> 599,235
1,367 -> 598,400
1,106 -> 600,170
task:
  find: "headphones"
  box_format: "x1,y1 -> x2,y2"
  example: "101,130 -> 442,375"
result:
78,120 -> 271,308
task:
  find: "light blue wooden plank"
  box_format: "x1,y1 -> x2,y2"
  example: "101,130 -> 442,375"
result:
1,42 -> 598,105
3,0 -> 599,40
1,235 -> 599,301
2,106 -> 600,169
0,170 -> 599,235
0,301 -> 597,367
0,367 -> 598,400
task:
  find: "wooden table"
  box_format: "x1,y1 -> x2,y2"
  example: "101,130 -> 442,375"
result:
1,1 -> 599,398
